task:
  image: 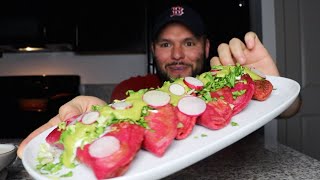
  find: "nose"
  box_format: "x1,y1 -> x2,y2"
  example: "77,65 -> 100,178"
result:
171,45 -> 185,60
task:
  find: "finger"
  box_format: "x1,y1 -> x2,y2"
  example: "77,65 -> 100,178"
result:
59,95 -> 106,121
210,56 -> 222,67
217,43 -> 235,65
17,115 -> 61,158
229,38 -> 247,65
58,101 -> 82,122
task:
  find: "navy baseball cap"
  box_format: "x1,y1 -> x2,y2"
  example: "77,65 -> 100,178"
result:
152,5 -> 207,40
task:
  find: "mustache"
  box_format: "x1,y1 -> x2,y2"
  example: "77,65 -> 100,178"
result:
165,61 -> 192,68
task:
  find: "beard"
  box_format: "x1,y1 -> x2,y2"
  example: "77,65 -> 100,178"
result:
153,54 -> 206,82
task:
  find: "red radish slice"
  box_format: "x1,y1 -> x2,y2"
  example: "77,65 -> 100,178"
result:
169,84 -> 185,95
81,111 -> 99,124
143,90 -> 170,107
183,77 -> 204,90
250,67 -> 266,79
210,69 -> 220,75
187,89 -> 196,95
64,115 -> 82,126
111,101 -> 133,110
89,136 -> 120,158
177,96 -> 206,116
75,114 -> 83,121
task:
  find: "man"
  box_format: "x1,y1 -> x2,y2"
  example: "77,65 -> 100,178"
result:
17,5 -> 300,158
111,5 -> 211,101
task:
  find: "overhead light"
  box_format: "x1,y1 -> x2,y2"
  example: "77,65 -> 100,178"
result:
18,46 -> 45,52
238,0 -> 245,7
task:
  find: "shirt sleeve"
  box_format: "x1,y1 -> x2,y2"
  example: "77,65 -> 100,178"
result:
110,74 -> 161,102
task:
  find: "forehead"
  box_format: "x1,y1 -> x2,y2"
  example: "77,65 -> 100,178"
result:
155,22 -> 196,40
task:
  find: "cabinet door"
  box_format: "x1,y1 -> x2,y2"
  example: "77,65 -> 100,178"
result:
0,1 -> 47,48
276,0 -> 320,161
45,2 -> 77,47
0,1 -> 77,52
75,1 -> 146,54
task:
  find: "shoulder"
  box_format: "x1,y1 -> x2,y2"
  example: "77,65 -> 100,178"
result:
118,74 -> 161,88
126,74 -> 160,83
111,74 -> 162,101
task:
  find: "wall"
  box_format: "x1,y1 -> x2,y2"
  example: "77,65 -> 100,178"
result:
260,0 -> 279,149
0,52 -> 148,102
0,52 -> 148,84
274,0 -> 320,160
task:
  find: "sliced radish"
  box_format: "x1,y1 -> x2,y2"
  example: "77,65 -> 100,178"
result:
143,90 -> 170,107
187,89 -> 196,95
81,111 -> 100,124
169,83 -> 185,95
65,115 -> 82,126
89,136 -> 120,158
250,67 -> 266,79
183,77 -> 204,90
73,114 -> 84,123
210,69 -> 220,75
177,96 -> 206,116
111,101 -> 133,110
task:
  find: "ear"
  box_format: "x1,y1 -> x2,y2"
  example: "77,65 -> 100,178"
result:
205,39 -> 210,58
150,43 -> 155,55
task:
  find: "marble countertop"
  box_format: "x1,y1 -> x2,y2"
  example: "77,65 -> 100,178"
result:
2,129 -> 320,180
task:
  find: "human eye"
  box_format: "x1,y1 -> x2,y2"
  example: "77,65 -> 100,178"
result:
185,41 -> 195,47
159,42 -> 171,48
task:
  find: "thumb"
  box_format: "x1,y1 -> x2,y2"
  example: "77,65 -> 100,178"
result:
58,103 -> 83,122
58,96 -> 106,121
210,56 -> 222,67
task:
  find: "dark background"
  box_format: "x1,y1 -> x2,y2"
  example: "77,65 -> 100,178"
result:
0,0 -> 251,56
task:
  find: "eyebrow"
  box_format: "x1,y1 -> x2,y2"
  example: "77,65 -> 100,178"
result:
155,36 -> 199,44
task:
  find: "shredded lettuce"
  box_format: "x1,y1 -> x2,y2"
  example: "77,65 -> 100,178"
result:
36,143 -> 64,176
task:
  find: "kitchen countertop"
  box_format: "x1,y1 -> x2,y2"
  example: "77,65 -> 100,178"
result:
2,128 -> 320,180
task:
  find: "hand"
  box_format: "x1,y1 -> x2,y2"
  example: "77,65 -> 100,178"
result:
17,95 -> 106,158
210,31 -> 280,76
211,32 -> 301,117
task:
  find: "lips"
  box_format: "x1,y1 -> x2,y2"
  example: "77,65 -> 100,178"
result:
166,65 -> 190,77
167,64 -> 187,70
166,63 -> 192,72
163,62 -> 193,78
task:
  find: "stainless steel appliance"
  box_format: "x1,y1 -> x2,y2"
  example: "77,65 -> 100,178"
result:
0,75 -> 80,138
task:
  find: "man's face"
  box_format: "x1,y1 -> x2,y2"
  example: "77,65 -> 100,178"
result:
153,23 -> 209,81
